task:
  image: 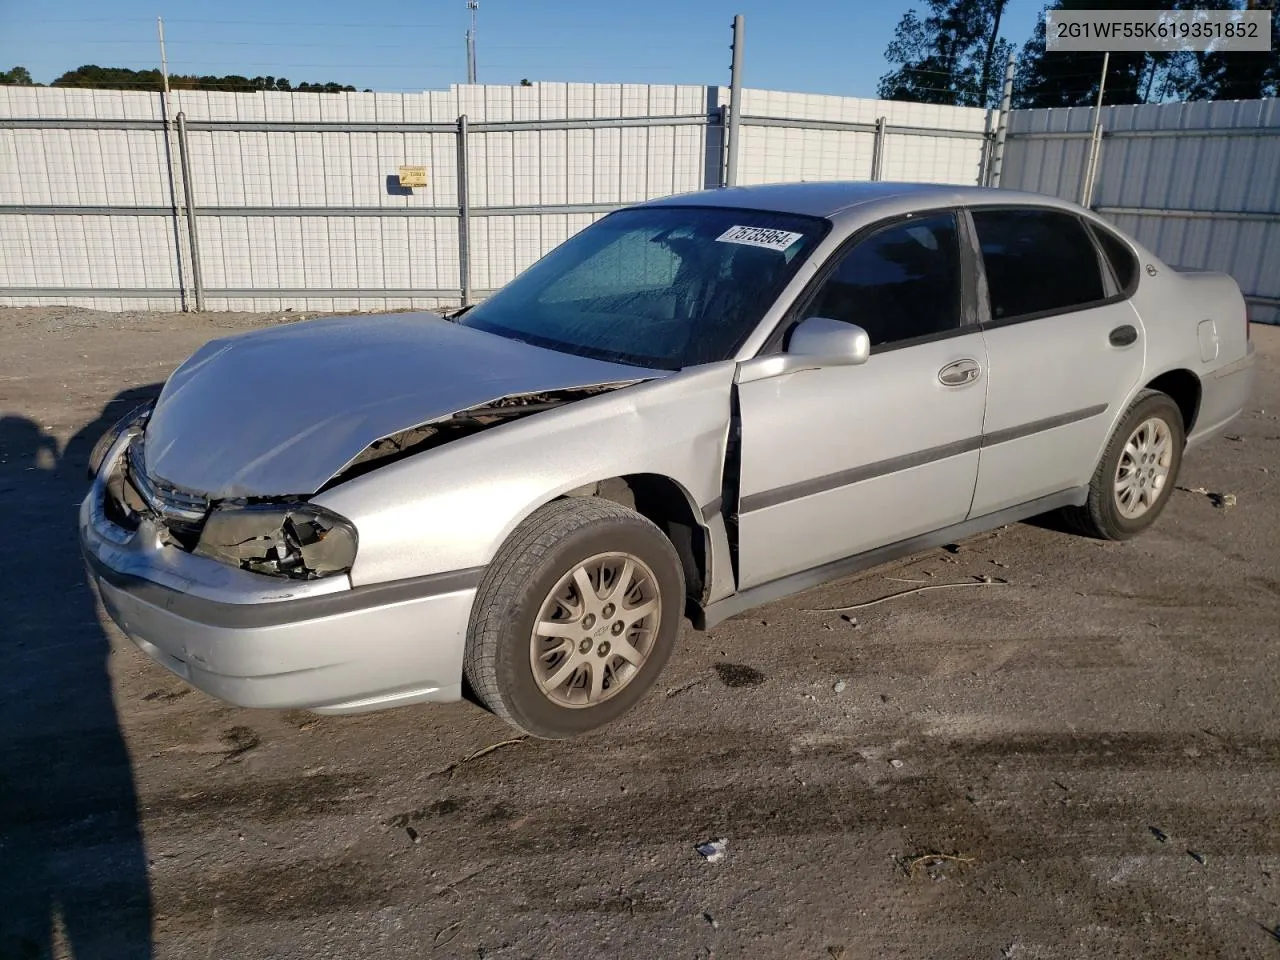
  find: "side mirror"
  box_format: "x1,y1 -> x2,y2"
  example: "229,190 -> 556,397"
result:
786,316 -> 870,365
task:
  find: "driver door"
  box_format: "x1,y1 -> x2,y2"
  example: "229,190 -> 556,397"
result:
733,210 -> 989,589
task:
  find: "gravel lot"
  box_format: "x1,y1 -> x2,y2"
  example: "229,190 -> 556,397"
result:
2,305 -> 1279,960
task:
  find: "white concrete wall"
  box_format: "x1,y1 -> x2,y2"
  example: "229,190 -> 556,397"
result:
457,83 -> 715,297
735,89 -> 988,185
0,82 -> 990,311
0,87 -> 180,310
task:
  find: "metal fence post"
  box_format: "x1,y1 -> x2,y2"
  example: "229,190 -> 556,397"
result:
457,114 -> 473,307
725,14 -> 744,187
156,17 -> 190,310
714,103 -> 729,188
1080,124 -> 1106,207
979,108 -> 996,185
988,50 -> 1016,187
871,117 -> 887,180
175,112 -> 205,311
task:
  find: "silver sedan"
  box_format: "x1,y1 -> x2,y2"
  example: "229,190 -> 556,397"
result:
81,181 -> 1256,738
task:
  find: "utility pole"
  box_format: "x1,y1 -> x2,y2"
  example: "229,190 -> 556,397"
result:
465,0 -> 478,84
157,16 -> 171,96
1079,51 -> 1110,207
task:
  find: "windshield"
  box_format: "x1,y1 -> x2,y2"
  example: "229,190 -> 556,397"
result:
457,205 -> 828,370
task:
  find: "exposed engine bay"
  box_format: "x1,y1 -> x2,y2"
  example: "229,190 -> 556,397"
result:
102,383 -> 638,580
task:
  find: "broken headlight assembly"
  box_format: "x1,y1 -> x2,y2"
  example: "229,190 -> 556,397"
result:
193,502 -> 358,579
87,400 -> 155,479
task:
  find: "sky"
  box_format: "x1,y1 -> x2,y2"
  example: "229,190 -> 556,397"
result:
0,0 -> 1046,97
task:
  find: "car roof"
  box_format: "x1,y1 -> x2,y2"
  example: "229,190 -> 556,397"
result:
637,180 -> 1085,221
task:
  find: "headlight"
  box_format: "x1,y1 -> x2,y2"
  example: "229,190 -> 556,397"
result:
87,401 -> 154,479
194,502 -> 358,579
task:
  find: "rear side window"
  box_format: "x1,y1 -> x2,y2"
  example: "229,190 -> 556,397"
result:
971,208 -> 1106,322
806,211 -> 962,348
1088,221 -> 1139,291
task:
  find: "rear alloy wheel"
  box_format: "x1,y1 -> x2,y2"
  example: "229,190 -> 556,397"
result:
1113,416 -> 1174,520
464,497 -> 684,739
1063,389 -> 1185,540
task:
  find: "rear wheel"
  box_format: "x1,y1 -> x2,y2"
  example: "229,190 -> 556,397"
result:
463,497 -> 684,739
1063,389 -> 1184,540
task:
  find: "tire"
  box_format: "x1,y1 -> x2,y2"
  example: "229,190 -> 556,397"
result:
463,496 -> 685,739
1062,389 -> 1185,540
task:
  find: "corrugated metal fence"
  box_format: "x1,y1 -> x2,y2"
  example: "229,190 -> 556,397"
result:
0,84 -> 988,312
1001,98 -> 1280,325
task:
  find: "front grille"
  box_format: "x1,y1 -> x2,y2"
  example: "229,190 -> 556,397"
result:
126,436 -> 210,538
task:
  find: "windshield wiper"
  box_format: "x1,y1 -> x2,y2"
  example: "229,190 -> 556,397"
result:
442,304 -> 475,322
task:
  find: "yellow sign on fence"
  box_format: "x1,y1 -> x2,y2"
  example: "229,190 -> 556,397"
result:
398,165 -> 428,188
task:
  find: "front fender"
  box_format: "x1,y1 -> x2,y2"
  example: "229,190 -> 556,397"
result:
312,362 -> 736,587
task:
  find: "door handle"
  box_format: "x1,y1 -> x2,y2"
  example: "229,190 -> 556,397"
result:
938,358 -> 981,386
1109,324 -> 1138,347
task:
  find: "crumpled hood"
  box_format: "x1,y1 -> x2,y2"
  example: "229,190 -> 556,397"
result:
143,312 -> 656,498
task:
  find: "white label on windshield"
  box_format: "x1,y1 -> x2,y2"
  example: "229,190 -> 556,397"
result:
715,225 -> 804,250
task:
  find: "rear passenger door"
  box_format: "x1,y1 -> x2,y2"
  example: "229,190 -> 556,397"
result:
966,206 -> 1146,516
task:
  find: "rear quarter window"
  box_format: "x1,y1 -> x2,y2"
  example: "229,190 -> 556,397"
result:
971,208 -> 1108,322
1087,221 -> 1139,291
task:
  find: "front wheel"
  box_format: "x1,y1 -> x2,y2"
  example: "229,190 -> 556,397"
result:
1063,389 -> 1185,540
463,497 -> 685,739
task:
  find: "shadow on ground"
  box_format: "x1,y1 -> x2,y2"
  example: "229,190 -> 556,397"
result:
0,386 -> 161,960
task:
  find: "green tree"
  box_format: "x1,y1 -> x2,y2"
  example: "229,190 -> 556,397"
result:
1014,0 -> 1279,107
0,65 -> 36,85
1187,0 -> 1280,99
877,0 -> 1014,108
49,64 -> 357,93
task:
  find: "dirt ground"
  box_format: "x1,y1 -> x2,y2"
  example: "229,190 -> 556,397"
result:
1,305 -> 1279,960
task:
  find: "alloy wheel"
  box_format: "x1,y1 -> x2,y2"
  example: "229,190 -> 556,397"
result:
1114,416 -> 1173,519
529,552 -> 661,708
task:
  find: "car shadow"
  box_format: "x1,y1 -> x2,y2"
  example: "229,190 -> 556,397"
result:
1021,510 -> 1080,536
0,385 -> 162,960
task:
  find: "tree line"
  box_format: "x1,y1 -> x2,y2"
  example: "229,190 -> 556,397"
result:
0,64 -> 366,93
881,0 -> 1279,109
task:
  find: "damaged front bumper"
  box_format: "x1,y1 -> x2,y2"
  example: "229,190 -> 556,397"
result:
79,433 -> 480,714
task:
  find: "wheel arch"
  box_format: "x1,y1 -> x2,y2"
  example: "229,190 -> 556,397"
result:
1143,368 -> 1202,437
558,472 -> 709,618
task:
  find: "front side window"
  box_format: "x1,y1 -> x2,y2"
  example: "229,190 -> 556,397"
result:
971,208 -> 1107,322
458,206 -> 826,369
804,211 -> 962,348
